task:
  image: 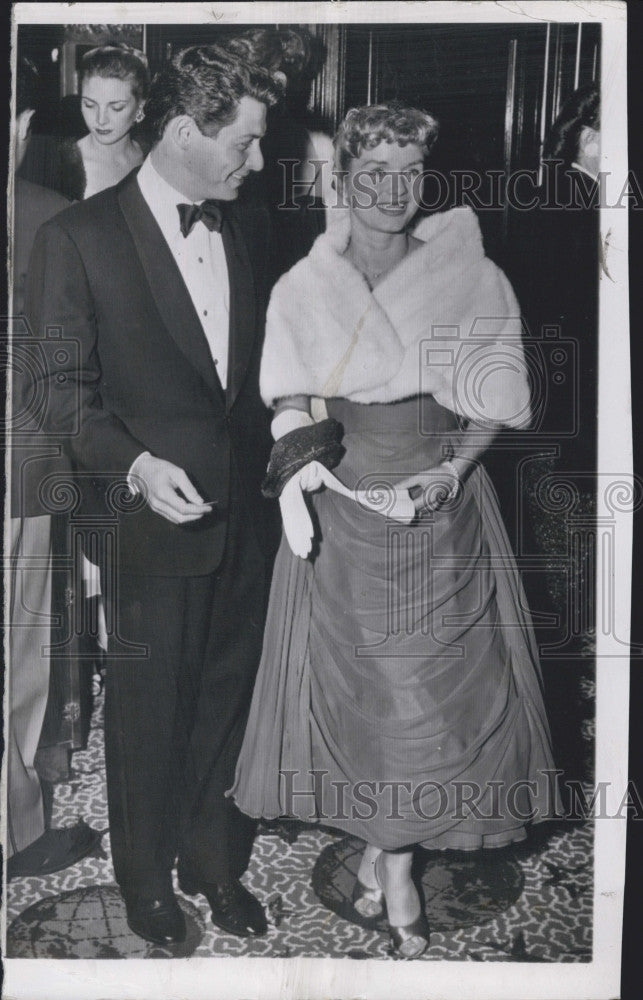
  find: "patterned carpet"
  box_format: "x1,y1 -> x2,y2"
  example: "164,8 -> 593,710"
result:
5,691 -> 593,961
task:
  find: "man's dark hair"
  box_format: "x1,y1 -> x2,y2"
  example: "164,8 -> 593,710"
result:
544,83 -> 600,165
143,44 -> 283,145
16,55 -> 39,116
224,27 -> 314,84
223,28 -> 285,77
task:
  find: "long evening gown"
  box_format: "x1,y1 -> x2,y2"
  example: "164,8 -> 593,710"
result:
230,393 -> 559,851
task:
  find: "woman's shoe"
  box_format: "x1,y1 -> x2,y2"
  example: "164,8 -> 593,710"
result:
351,877 -> 384,919
374,854 -> 430,959
388,911 -> 431,958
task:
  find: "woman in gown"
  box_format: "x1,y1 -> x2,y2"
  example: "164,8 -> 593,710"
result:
40,43 -> 150,766
230,104 -> 560,958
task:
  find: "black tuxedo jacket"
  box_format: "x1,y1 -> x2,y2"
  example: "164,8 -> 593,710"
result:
24,169 -> 275,576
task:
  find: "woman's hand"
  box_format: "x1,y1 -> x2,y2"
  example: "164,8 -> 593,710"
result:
298,460 -> 325,492
279,463 -> 324,558
396,464 -> 459,514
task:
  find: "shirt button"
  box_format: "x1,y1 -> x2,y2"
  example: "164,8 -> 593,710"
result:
203,309 -> 208,316
213,358 -> 219,365
198,257 -> 203,263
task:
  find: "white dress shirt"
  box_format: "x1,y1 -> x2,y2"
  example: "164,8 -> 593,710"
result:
137,154 -> 231,388
128,157 -> 232,494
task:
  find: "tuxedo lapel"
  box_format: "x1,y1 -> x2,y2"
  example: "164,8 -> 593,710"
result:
117,175 -> 225,404
222,206 -> 257,410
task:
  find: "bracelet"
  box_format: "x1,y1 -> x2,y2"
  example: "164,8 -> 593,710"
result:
261,418 -> 344,499
440,459 -> 460,501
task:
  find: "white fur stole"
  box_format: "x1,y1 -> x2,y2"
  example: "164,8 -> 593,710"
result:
260,206 -> 531,428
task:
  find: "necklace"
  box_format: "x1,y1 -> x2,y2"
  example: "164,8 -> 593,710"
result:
348,233 -> 410,290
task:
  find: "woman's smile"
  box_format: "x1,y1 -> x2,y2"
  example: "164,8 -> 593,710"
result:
376,201 -> 409,216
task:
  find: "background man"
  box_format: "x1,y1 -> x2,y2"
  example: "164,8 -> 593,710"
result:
7,55 -> 97,879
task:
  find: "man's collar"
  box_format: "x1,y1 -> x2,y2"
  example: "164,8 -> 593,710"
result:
571,161 -> 598,182
137,154 -> 198,207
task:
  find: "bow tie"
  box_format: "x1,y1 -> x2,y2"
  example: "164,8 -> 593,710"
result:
177,200 -> 225,237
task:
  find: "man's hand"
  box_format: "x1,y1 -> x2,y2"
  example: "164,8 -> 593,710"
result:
130,454 -> 213,525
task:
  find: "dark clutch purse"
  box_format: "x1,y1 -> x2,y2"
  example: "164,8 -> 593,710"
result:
261,418 -> 344,499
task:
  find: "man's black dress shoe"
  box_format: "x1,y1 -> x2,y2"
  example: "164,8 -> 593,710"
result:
178,873 -> 267,937
6,822 -> 102,880
124,893 -> 187,945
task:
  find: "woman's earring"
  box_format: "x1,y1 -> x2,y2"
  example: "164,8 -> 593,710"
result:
135,108 -> 145,123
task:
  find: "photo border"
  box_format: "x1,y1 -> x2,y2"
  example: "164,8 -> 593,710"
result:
3,3 -> 631,998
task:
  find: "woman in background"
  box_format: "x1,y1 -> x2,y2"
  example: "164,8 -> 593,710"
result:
231,103 -> 560,959
58,42 -> 149,200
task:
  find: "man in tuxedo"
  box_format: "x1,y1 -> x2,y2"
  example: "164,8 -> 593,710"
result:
25,46 -> 281,945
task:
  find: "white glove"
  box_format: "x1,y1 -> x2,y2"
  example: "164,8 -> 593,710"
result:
279,458 -> 417,560
279,463 -> 319,558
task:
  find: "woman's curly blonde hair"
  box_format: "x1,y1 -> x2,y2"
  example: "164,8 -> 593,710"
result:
334,102 -> 439,172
